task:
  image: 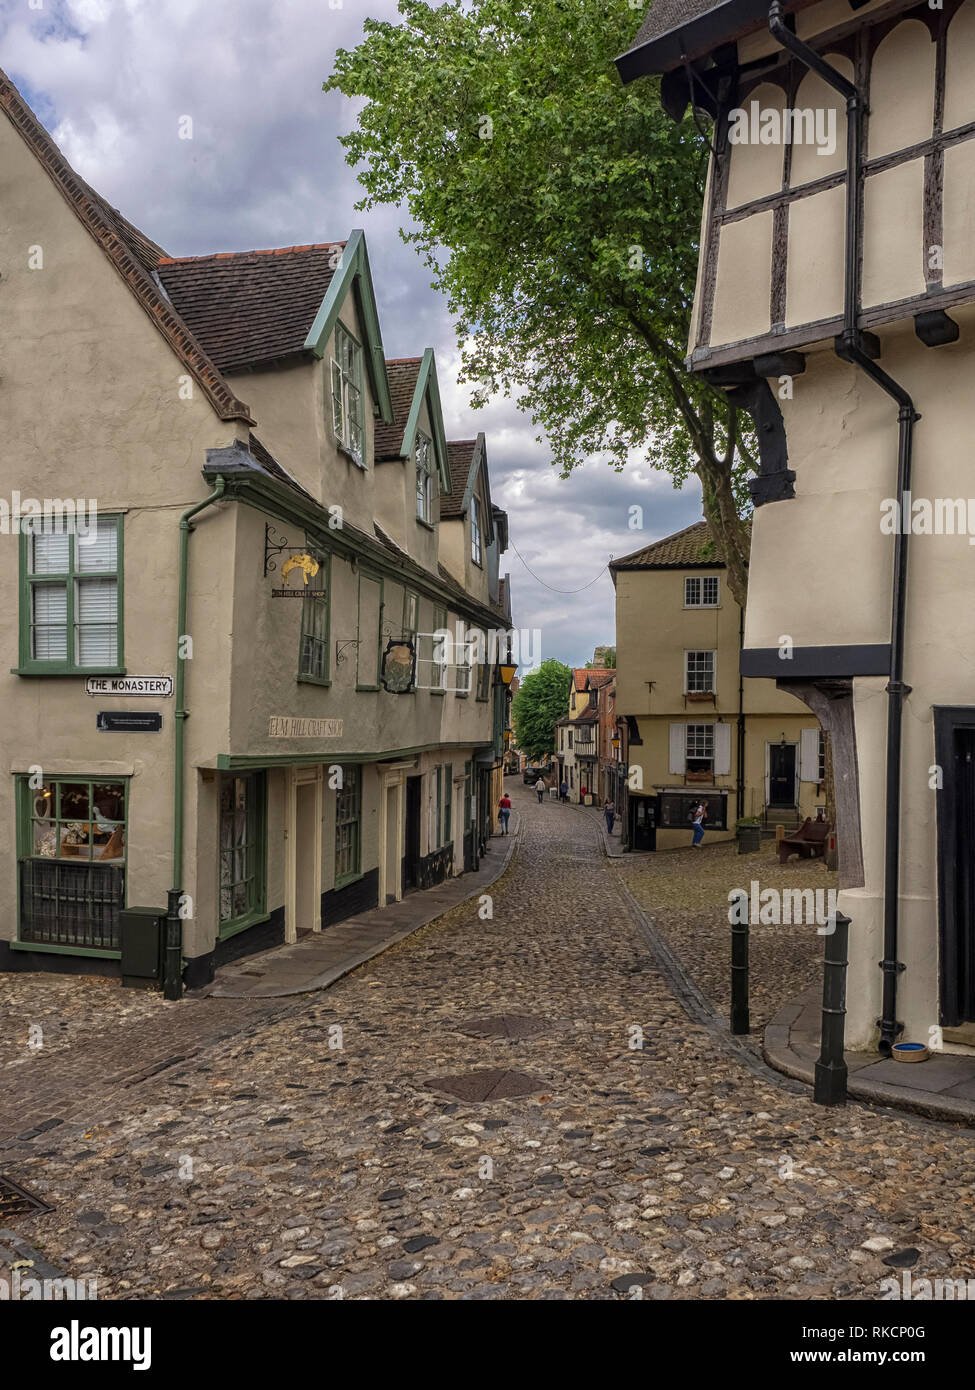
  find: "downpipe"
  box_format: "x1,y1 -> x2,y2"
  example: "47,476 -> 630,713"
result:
767,4 -> 918,1053
167,474 -> 226,1001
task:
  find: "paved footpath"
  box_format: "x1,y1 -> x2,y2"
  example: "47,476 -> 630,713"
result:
2,782 -> 975,1299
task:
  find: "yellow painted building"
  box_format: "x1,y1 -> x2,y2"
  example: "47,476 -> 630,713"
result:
612,523 -> 823,850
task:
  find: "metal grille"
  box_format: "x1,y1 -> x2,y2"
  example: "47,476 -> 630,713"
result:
0,1174 -> 52,1218
19,858 -> 124,951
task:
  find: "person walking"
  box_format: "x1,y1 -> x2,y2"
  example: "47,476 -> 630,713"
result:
535,775 -> 546,804
559,780 -> 568,803
604,797 -> 616,834
498,791 -> 512,835
691,799 -> 707,848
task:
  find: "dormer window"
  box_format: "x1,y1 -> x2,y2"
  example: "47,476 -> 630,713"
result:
415,432 -> 434,523
471,494 -> 482,566
330,323 -> 364,467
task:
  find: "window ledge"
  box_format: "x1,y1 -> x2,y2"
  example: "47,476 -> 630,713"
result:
217,909 -> 270,942
12,667 -> 127,678
333,870 -> 364,891
416,518 -> 436,532
11,940 -> 122,959
298,674 -> 332,688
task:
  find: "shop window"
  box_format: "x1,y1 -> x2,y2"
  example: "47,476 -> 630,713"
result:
18,776 -> 127,952
219,772 -> 266,933
335,765 -> 361,885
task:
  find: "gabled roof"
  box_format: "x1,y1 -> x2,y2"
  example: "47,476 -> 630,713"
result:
443,433 -> 496,542
157,244 -> 346,374
373,351 -> 450,491
586,670 -> 616,691
611,519 -> 729,570
302,229 -> 393,424
0,66 -> 253,424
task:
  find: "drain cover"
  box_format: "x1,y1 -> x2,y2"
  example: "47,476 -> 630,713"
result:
0,1174 -> 52,1218
425,1069 -> 546,1102
458,1015 -> 551,1040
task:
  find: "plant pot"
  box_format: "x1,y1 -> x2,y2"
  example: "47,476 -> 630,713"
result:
737,824 -> 762,854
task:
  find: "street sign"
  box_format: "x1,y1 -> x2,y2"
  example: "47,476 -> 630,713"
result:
86,676 -> 173,697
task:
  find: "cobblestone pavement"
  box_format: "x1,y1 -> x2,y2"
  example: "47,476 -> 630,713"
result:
1,782 -> 974,1301
616,839 -> 838,1031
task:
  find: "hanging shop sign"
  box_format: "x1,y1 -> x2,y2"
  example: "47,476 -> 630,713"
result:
381,637 -> 416,694
86,676 -> 173,697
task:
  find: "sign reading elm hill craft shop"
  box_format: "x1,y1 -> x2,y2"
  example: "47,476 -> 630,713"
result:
268,717 -> 343,737
272,553 -> 325,597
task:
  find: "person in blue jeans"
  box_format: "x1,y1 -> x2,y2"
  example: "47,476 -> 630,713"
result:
498,792 -> 512,834
604,798 -> 616,834
691,800 -> 707,847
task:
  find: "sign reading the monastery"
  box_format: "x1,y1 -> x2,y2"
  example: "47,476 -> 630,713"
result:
86,676 -> 173,697
268,717 -> 343,738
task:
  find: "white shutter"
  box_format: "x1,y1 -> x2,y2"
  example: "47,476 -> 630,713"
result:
800,728 -> 821,782
77,518 -> 117,571
714,722 -> 732,776
32,584 -> 67,659
76,578 -> 118,666
31,529 -> 70,574
669,723 -> 686,775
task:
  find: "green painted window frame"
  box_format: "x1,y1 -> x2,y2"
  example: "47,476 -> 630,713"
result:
430,605 -> 447,696
218,771 -> 268,939
415,431 -> 434,524
335,764 -> 362,887
331,321 -> 365,468
402,589 -> 419,638
464,761 -> 473,832
476,654 -> 492,702
17,514 -> 124,676
355,570 -> 384,691
298,550 -> 331,685
444,763 -> 453,846
435,764 -> 443,848
470,494 -> 483,567
15,774 -> 129,955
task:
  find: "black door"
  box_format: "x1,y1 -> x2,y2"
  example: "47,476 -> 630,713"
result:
768,744 -> 796,806
403,775 -> 421,891
631,796 -> 656,852
940,724 -> 975,1025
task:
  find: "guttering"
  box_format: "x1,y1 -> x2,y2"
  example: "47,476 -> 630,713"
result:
167,474 -> 226,1001
768,1 -> 919,1054
737,606 -> 746,820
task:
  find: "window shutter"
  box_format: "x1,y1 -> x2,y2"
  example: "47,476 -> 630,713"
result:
669,723 -> 686,775
800,728 -> 821,782
330,359 -> 344,441
714,722 -> 732,776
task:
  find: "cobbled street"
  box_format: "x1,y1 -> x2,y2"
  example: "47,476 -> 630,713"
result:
1,781 -> 973,1301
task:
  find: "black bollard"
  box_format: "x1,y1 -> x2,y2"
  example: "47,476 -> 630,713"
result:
730,906 -> 750,1035
164,887 -> 184,1001
814,910 -> 850,1105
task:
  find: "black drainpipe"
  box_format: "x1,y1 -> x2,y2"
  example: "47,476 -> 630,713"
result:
737,605 -> 746,822
767,2 -> 919,1053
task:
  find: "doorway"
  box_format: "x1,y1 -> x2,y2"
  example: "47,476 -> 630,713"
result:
935,710 -> 975,1026
285,766 -> 322,943
403,775 -> 422,892
767,742 -> 797,807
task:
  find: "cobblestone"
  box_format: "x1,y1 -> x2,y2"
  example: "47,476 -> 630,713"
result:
0,783 -> 973,1300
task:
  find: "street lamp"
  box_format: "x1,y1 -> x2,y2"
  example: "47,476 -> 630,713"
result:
499,663 -> 517,686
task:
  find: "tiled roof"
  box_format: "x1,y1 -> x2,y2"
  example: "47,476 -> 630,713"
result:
587,670 -> 616,690
611,520 -> 730,569
443,440 -> 477,518
374,358 -> 422,461
630,0 -> 719,49
157,243 -> 345,374
0,67 -> 253,424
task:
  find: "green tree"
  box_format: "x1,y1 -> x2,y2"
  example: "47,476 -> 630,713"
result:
512,659 -> 572,761
326,0 -> 754,604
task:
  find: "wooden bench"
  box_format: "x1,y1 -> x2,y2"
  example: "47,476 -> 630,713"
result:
777,818 -> 830,864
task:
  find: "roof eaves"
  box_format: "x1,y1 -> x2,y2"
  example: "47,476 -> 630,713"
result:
616,0 -> 810,81
0,69 -> 254,426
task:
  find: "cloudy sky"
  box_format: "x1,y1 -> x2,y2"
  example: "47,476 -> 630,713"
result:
0,0 -> 704,668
